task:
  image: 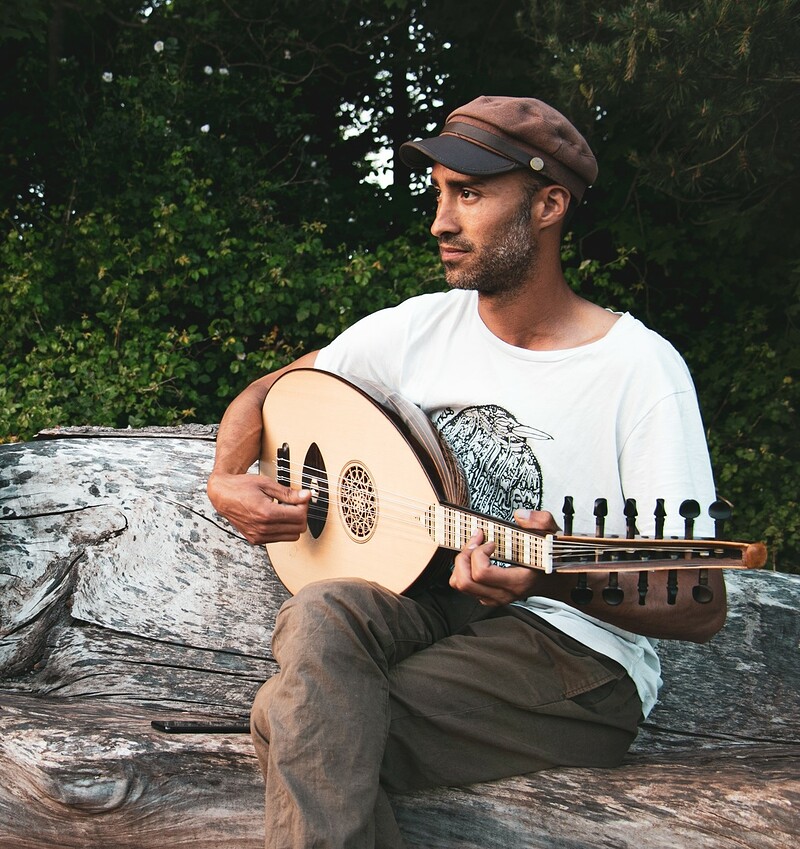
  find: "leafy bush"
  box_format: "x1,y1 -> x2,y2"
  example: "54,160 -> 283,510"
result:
0,198 -> 443,439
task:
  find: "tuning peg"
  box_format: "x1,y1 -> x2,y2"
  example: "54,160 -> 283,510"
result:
566,496 -> 593,604
654,498 -> 666,539
594,498 -> 607,537
571,574 -> 593,606
692,572 -> 714,604
602,572 -> 625,606
562,496 -> 575,536
620,498 -> 648,604
690,500 -> 730,604
637,570 -> 649,606
708,499 -> 733,539
624,499 -> 638,538
678,499 -> 701,606
593,498 -> 622,604
636,498 -> 664,606
667,570 -> 679,605
679,499 -> 701,538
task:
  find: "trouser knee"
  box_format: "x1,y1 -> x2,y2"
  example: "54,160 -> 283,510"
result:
272,578 -> 386,652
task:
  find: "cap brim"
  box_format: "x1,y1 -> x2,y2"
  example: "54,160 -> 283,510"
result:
399,135 -> 520,175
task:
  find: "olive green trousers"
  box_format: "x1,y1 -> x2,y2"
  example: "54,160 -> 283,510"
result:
250,578 -> 641,849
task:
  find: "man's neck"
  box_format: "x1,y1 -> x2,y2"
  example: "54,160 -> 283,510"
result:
476,275 -> 619,351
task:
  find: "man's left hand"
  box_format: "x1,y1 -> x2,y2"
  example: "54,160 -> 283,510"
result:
449,510 -> 558,606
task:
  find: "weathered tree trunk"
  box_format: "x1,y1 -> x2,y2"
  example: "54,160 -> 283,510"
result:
1,429 -> 798,848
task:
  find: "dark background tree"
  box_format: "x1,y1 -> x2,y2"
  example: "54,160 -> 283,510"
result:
1,0 -> 796,568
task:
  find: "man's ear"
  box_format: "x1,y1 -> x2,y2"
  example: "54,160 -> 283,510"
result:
537,184 -> 571,231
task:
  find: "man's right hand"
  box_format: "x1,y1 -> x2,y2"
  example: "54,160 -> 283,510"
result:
207,471 -> 312,545
206,350 -> 320,546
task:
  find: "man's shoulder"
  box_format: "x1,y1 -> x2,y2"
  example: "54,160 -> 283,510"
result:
363,289 -> 474,329
607,313 -> 695,388
398,288 -> 472,312
610,313 -> 683,356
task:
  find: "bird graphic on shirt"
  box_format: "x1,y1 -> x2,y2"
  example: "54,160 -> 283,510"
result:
435,405 -> 552,517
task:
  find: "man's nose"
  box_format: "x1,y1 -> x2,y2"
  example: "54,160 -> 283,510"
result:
430,196 -> 459,238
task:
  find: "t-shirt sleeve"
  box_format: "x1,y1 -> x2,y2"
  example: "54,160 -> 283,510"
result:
618,388 -> 717,537
314,301 -> 414,390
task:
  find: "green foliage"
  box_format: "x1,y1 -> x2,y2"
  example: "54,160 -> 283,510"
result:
690,308 -> 799,572
0,196 -> 443,438
0,0 -> 445,440
562,235 -> 638,312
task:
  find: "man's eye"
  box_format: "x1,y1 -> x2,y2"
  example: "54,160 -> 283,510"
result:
461,189 -> 476,199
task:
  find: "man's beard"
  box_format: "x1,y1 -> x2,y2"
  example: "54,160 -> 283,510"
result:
440,202 -> 538,297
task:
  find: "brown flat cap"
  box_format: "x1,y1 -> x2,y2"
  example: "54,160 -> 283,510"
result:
399,96 -> 598,201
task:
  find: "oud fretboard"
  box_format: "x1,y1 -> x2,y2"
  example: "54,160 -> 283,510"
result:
424,505 -> 554,572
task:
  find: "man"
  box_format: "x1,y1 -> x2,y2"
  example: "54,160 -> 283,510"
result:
207,96 -> 724,849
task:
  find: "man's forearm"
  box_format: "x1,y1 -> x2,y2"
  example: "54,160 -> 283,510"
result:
211,351 -> 320,478
212,381 -> 271,476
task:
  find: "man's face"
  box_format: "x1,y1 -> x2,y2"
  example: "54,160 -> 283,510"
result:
429,164 -> 539,297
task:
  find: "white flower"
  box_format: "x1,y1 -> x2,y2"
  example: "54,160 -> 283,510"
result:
219,67 -> 230,76
204,65 -> 213,75
154,41 -> 164,53
102,71 -> 113,82
200,124 -> 210,133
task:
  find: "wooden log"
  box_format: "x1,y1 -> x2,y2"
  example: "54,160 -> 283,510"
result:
1,430 -> 799,848
1,432 -> 288,700
1,692 -> 797,849
394,743 -> 800,849
0,694 -> 263,849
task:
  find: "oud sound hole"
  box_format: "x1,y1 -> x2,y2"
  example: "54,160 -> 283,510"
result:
302,443 -> 328,540
339,462 -> 378,542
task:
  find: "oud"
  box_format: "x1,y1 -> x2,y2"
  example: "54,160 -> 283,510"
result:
259,369 -> 766,597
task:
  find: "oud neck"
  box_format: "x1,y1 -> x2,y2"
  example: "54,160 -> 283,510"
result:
426,504 -> 554,573
423,504 -> 763,574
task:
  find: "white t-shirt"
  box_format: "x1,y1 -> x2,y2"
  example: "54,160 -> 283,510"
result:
315,289 -> 717,716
